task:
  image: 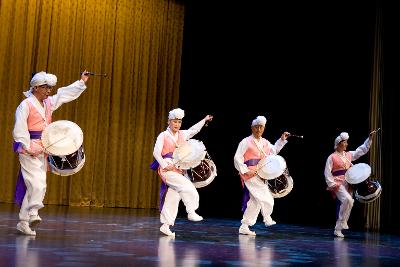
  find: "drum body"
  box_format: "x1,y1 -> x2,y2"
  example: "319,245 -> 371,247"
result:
184,158 -> 217,188
354,180 -> 382,203
344,163 -> 382,203
266,167 -> 293,198
48,145 -> 85,176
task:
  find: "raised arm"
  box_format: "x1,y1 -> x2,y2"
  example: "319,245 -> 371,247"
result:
183,115 -> 213,140
49,71 -> 89,111
272,131 -> 290,154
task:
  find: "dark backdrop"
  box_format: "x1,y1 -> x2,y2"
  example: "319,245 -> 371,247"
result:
178,1 -> 396,233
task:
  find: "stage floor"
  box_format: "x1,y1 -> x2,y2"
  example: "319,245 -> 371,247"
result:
0,203 -> 399,267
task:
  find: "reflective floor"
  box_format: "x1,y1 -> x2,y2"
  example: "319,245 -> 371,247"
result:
0,203 -> 399,267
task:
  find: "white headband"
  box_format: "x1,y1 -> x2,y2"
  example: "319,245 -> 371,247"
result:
334,132 -> 349,149
251,116 -> 267,126
168,108 -> 185,120
23,71 -> 58,97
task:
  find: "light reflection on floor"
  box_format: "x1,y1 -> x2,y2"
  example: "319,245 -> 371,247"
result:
0,204 -> 399,267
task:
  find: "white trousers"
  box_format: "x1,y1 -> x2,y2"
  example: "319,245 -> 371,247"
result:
18,153 -> 47,221
334,183 -> 354,230
241,176 -> 274,226
160,171 -> 199,226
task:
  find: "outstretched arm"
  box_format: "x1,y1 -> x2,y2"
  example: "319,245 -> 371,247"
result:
273,131 -> 290,154
184,115 -> 213,140
50,70 -> 90,111
351,130 -> 378,161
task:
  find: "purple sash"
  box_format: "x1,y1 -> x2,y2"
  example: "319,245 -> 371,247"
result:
244,159 -> 260,166
150,153 -> 173,211
242,159 -> 260,213
13,131 -> 42,206
29,131 -> 42,139
14,171 -> 25,206
332,169 -> 347,176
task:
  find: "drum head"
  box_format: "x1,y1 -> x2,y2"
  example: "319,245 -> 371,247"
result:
345,163 -> 371,184
355,180 -> 382,203
257,155 -> 287,180
42,120 -> 83,156
185,159 -> 217,188
173,139 -> 206,170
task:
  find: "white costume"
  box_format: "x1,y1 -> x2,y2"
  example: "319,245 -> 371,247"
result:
152,108 -> 207,236
324,132 -> 372,237
234,116 -> 287,235
13,71 -> 86,234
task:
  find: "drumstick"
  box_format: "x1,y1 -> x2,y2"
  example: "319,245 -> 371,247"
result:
81,72 -> 108,77
370,128 -> 381,135
43,136 -> 70,152
288,134 -> 303,138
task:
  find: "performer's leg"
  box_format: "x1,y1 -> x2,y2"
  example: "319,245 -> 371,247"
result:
19,154 -> 47,228
239,191 -> 259,236
161,188 -> 181,226
164,172 -> 202,221
334,185 -> 353,237
19,191 -> 30,222
241,189 -> 261,227
245,177 -> 275,227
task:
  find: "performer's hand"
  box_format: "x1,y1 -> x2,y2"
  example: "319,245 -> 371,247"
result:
163,164 -> 174,172
369,128 -> 380,138
328,183 -> 340,191
205,115 -> 213,122
81,70 -> 90,83
281,131 -> 290,141
27,148 -> 43,157
246,170 -> 257,177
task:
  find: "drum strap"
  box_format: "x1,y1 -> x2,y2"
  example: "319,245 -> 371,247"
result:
253,138 -> 268,157
27,97 -> 50,126
335,152 -> 353,168
165,129 -> 180,148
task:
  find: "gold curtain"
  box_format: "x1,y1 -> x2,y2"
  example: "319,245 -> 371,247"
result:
0,0 -> 184,208
365,7 -> 382,231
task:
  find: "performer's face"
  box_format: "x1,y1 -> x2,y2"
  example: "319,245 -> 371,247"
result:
168,119 -> 182,133
33,84 -> 53,101
337,140 -> 348,152
251,125 -> 265,139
